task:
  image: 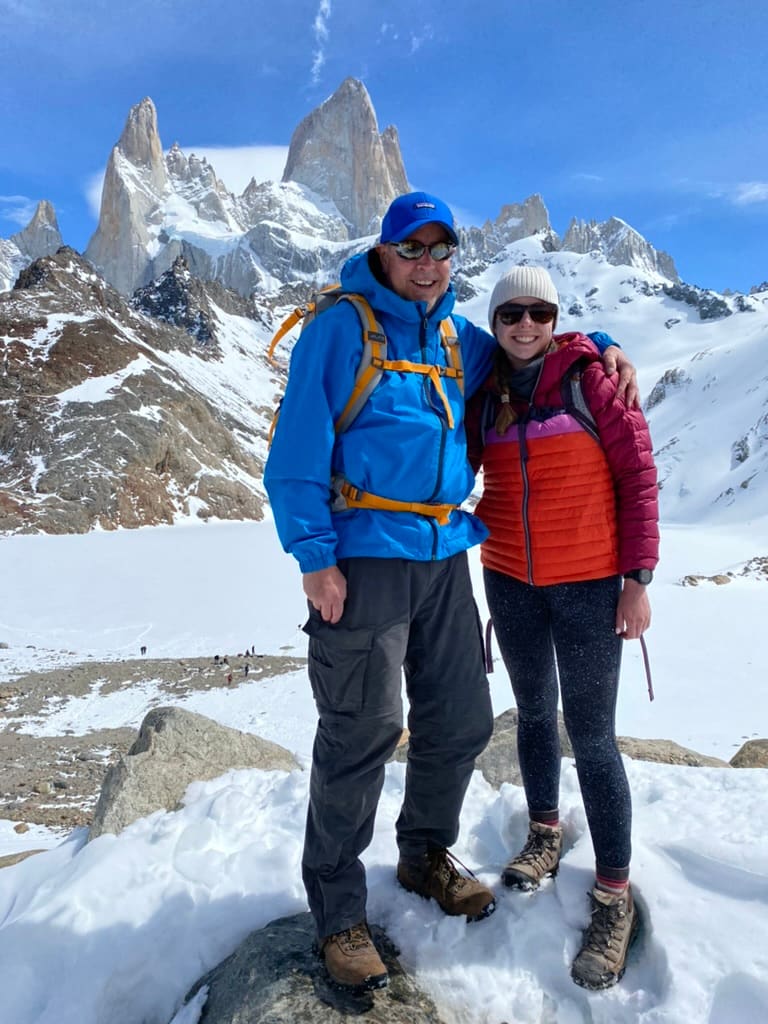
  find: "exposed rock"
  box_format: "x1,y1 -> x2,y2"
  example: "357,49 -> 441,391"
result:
179,912 -> 447,1024
458,194 -> 553,261
10,200 -> 63,261
0,247 -> 272,533
681,574 -> 733,587
662,281 -> 732,320
0,656 -> 306,830
0,849 -> 45,870
89,707 -> 300,839
646,367 -> 693,410
132,255 -> 221,346
562,216 -> 678,280
86,97 -> 169,295
615,737 -> 728,768
734,294 -> 757,312
282,77 -> 408,237
730,739 -> 768,768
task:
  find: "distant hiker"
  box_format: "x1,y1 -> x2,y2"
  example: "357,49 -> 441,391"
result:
467,265 -> 659,990
214,655 -> 220,665
244,663 -> 250,677
140,645 -> 147,656
264,190 -> 638,992
226,672 -> 233,685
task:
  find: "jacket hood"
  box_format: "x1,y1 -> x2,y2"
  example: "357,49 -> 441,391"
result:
340,250 -> 457,325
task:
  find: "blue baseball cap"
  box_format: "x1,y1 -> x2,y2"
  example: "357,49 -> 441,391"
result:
380,191 -> 458,245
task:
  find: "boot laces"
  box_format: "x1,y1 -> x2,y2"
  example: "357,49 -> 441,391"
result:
584,894 -> 628,958
428,848 -> 477,893
338,922 -> 373,952
517,827 -> 559,867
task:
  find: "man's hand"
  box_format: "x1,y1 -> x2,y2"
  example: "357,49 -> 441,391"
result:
602,346 -> 640,408
615,579 -> 651,639
303,566 -> 347,624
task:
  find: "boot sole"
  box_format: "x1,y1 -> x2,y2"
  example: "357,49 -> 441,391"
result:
502,863 -> 559,890
326,970 -> 389,993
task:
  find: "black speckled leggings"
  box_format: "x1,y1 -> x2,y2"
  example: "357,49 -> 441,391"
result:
484,567 -> 631,873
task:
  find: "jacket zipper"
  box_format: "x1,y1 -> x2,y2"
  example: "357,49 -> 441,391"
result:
421,314 -> 448,560
517,361 -> 546,584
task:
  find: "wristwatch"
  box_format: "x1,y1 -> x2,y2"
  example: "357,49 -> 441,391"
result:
623,568 -> 653,585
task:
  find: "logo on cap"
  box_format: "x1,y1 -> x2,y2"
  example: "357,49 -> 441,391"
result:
414,202 -> 436,210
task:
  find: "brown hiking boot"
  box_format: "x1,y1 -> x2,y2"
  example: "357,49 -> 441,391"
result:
321,922 -> 389,991
502,821 -> 563,890
397,848 -> 496,921
571,885 -> 639,990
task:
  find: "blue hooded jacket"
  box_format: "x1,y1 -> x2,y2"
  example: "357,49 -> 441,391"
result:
263,250 -> 498,572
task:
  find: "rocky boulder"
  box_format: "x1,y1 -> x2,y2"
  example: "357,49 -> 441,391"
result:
730,738 -> 768,768
89,707 -> 300,839
175,912 -> 447,1024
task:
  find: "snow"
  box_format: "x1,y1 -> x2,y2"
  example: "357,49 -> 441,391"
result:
0,516 -> 767,1024
2,230 -> 768,1020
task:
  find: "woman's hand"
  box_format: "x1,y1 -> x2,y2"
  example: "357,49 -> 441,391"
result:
616,578 -> 651,639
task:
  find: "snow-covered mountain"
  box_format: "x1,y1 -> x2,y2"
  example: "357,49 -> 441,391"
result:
0,200 -> 63,292
455,236 -> 768,524
1,76 -> 766,536
80,79 -> 682,301
0,249 -> 278,533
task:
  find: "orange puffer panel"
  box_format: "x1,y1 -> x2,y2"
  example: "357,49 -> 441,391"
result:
477,412 -> 618,585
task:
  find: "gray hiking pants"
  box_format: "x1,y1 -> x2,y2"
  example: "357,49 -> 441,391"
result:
302,553 -> 493,940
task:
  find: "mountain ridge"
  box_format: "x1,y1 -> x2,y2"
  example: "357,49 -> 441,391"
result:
1,79 -> 767,536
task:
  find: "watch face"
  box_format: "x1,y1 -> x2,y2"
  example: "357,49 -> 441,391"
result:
629,569 -> 653,584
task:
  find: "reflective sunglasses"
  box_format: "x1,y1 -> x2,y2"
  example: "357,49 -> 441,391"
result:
495,302 -> 558,326
389,239 -> 456,262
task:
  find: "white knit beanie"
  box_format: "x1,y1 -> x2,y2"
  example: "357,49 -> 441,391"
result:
488,265 -> 559,329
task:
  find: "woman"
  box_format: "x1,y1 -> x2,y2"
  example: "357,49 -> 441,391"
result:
467,265 -> 659,991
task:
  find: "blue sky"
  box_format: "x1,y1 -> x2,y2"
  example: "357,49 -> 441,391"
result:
1,0 -> 766,293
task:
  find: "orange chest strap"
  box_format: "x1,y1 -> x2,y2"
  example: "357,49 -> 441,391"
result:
332,478 -> 458,526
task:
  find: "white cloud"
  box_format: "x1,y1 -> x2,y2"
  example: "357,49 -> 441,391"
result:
311,0 -> 332,84
410,25 -> 434,54
185,145 -> 290,193
84,173 -> 105,219
0,194 -> 37,227
732,181 -> 768,205
571,172 -> 605,184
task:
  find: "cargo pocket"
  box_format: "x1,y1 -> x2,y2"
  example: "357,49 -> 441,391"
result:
304,618 -> 376,713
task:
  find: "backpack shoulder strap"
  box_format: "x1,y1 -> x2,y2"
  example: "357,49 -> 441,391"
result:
333,294 -> 388,434
439,316 -> 464,394
561,355 -> 600,442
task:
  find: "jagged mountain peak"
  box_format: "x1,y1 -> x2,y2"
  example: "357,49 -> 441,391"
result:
131,254 -> 263,346
282,76 -> 408,236
117,96 -> 166,175
12,245 -> 127,318
562,214 -> 678,281
10,199 -> 63,262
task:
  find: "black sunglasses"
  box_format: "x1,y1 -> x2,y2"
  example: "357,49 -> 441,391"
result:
495,302 -> 557,326
389,240 -> 456,262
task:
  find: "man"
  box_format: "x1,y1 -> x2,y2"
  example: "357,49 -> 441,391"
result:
264,192 -> 634,991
